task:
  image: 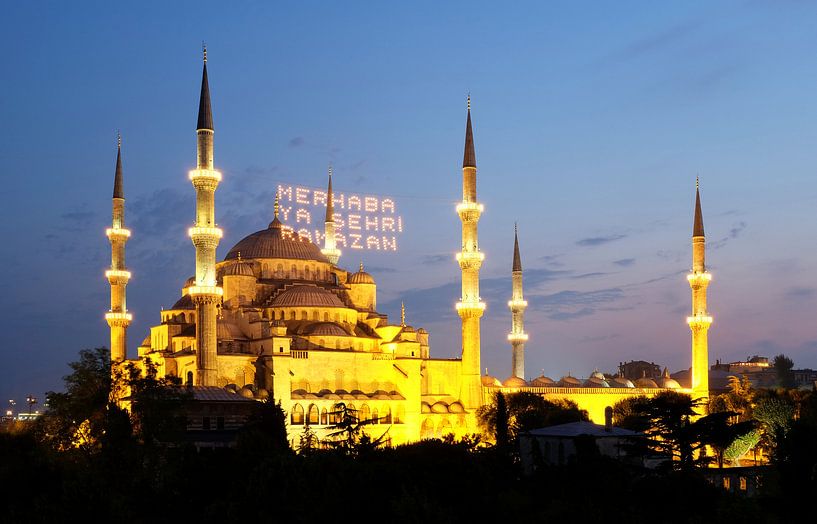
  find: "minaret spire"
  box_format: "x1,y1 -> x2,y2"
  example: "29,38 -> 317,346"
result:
508,223 -> 528,379
188,51 -> 223,386
401,302 -> 406,327
687,178 -> 711,405
456,95 -> 484,410
321,165 -> 341,265
105,133 -> 132,364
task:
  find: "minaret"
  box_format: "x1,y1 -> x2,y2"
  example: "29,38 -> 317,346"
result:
105,133 -> 132,363
321,165 -> 341,265
687,178 -> 711,402
188,46 -> 223,386
508,224 -> 528,379
456,95 -> 485,409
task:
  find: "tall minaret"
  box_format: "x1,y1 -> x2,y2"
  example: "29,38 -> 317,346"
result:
188,46 -> 223,386
105,133 -> 132,363
508,224 -> 528,379
456,96 -> 485,409
321,166 -> 341,265
687,178 -> 711,402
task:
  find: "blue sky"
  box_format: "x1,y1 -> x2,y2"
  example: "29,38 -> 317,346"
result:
3,1 -> 817,406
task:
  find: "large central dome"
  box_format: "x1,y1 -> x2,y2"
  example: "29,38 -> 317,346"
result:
224,218 -> 329,263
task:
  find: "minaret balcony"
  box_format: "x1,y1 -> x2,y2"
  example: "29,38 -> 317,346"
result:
508,299 -> 528,309
189,168 -> 222,188
105,227 -> 131,239
687,272 -> 712,283
456,251 -> 485,263
686,314 -> 713,326
188,285 -> 224,297
105,269 -> 131,282
456,201 -> 483,222
189,226 -> 223,246
508,333 -> 528,342
456,300 -> 486,311
105,311 -> 133,322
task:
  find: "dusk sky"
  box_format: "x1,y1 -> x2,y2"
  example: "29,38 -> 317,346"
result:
3,1 -> 817,406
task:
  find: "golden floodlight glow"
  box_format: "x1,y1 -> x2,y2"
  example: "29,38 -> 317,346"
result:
456,251 -> 485,263
187,285 -> 224,296
188,168 -> 222,182
105,227 -> 131,238
188,226 -> 223,238
507,333 -> 529,342
687,272 -> 712,281
456,300 -> 486,311
105,270 -> 131,279
455,201 -> 484,213
105,312 -> 133,321
507,299 -> 528,308
686,314 -> 713,324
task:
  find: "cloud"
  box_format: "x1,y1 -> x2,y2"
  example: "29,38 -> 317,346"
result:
288,136 -> 305,148
709,221 -> 747,249
613,258 -> 636,267
59,209 -> 95,232
571,272 -> 608,280
785,287 -> 816,300
365,266 -> 397,274
576,234 -> 626,247
539,254 -> 564,267
613,20 -> 700,62
421,254 -> 449,266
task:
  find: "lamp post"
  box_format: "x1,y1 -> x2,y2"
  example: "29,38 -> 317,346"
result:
26,395 -> 37,413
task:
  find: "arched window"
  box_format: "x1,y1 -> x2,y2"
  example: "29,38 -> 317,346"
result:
371,409 -> 379,424
290,311 -> 296,320
320,408 -> 328,425
304,267 -> 311,280
307,404 -> 319,425
186,371 -> 193,386
290,264 -> 297,278
301,311 -> 308,320
312,311 -> 319,321
382,405 -> 392,424
276,264 -> 283,277
323,312 -> 329,321
395,406 -> 405,424
360,404 -> 371,422
291,404 -> 304,425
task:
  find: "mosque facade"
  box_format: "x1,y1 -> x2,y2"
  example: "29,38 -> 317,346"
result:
105,54 -> 712,445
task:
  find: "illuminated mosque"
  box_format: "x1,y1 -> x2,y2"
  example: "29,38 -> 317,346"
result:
104,53 -> 712,444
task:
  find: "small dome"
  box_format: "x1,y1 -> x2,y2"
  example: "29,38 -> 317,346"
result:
531,375 -> 556,387
223,259 -> 255,277
270,285 -> 345,308
635,377 -> 659,388
256,388 -> 270,399
225,384 -> 238,392
584,377 -> 610,388
239,386 -> 255,399
184,276 -> 196,287
421,401 -> 432,413
171,294 -> 194,310
558,376 -> 582,388
348,263 -> 375,284
590,369 -> 606,381
658,377 -> 681,389
448,402 -> 465,413
431,401 -> 450,414
502,376 -> 528,387
608,377 -> 635,388
481,375 -> 502,387
417,328 -> 428,334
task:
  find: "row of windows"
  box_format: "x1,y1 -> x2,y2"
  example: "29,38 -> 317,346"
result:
260,264 -> 331,282
200,416 -> 225,431
267,310 -> 349,323
290,403 -> 399,425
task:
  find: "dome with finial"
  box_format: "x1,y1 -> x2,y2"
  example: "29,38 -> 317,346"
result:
531,374 -> 556,387
348,263 -> 375,284
657,367 -> 681,389
224,195 -> 329,263
223,253 -> 255,277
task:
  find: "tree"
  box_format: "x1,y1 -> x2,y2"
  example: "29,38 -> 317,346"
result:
323,402 -> 387,454
772,354 -> 796,389
37,347 -> 113,453
494,393 -> 510,453
124,360 -> 191,447
477,392 -> 588,446
753,394 -> 795,458
236,399 -> 290,456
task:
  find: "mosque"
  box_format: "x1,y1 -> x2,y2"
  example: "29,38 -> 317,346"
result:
104,53 -> 712,445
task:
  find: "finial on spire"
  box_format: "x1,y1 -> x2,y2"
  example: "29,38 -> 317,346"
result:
696,175 -> 699,190
359,262 -> 364,272
512,223 -> 522,272
325,165 -> 335,222
463,95 -> 476,168
113,132 -> 124,199
202,41 -> 207,63
401,301 -> 406,327
237,251 -> 241,261
274,192 -> 280,219
693,177 -> 705,237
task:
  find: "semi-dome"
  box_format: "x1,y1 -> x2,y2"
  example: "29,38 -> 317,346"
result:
304,322 -> 349,337
348,263 -> 375,284
223,259 -> 255,277
270,285 -> 345,308
171,294 -> 194,310
224,221 -> 329,263
502,376 -> 528,387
